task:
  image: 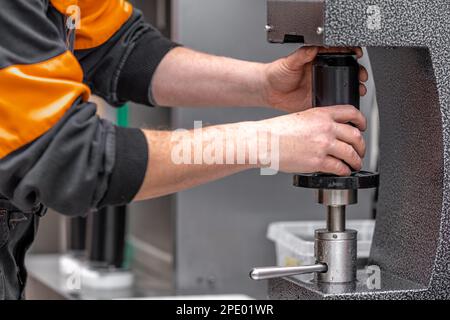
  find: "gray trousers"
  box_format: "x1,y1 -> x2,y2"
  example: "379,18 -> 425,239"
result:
0,195 -> 45,299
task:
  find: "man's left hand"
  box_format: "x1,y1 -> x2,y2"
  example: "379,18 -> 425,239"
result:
263,47 -> 369,113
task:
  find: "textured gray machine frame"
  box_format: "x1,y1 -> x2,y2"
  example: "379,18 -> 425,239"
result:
268,0 -> 450,300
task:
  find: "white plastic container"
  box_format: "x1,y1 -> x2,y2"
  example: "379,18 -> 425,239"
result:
267,220 -> 375,267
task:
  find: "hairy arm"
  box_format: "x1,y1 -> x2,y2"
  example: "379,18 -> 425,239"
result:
152,47 -> 268,108
135,106 -> 367,201
152,47 -> 367,111
134,122 -> 258,200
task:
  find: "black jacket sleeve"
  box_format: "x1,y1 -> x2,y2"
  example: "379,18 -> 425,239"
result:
0,0 -> 148,216
75,8 -> 179,107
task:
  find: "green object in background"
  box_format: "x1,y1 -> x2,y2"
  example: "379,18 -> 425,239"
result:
123,239 -> 134,270
117,103 -> 133,269
117,103 -> 129,127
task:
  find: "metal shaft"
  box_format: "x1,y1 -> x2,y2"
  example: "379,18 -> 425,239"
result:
250,264 -> 327,281
315,229 -> 357,283
327,205 -> 346,232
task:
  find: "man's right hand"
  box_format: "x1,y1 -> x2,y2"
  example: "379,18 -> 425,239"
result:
260,105 -> 367,176
135,105 -> 366,201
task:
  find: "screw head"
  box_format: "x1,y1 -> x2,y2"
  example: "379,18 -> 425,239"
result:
317,26 -> 324,35
265,25 -> 273,32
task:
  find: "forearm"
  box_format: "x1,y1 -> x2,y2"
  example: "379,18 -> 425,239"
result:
152,47 -> 269,108
133,104 -> 368,200
134,122 -> 262,200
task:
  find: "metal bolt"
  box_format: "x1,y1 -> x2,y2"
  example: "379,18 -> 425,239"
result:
317,26 -> 324,35
265,25 -> 273,32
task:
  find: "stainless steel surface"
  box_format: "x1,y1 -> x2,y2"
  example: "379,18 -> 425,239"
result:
318,189 -> 358,206
267,0 -> 325,44
269,268 -> 426,299
126,0 -> 175,289
250,264 -> 327,281
29,209 -> 64,254
316,190 -> 357,281
26,254 -> 173,300
326,206 -> 345,232
155,0 -> 167,29
315,229 -> 357,283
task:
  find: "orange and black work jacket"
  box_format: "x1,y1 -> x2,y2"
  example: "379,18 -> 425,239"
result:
0,0 -> 178,216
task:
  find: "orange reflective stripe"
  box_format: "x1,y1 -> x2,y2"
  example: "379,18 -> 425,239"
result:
0,51 -> 90,158
51,0 -> 133,50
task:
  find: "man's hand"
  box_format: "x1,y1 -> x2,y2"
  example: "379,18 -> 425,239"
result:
258,105 -> 366,175
263,47 -> 369,113
152,46 -> 368,111
135,105 -> 366,201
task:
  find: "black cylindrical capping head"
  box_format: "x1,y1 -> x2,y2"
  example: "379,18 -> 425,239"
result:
312,53 -> 360,110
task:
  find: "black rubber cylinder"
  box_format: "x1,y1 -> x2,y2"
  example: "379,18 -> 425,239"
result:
293,52 -> 380,187
67,217 -> 87,252
86,206 -> 127,269
313,53 -> 360,110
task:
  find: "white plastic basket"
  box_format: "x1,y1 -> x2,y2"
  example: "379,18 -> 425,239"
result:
267,220 -> 375,267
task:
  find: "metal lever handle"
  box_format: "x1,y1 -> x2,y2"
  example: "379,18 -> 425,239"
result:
250,264 -> 327,281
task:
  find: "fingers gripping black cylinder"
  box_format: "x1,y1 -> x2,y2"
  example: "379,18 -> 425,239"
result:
293,52 -> 379,190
